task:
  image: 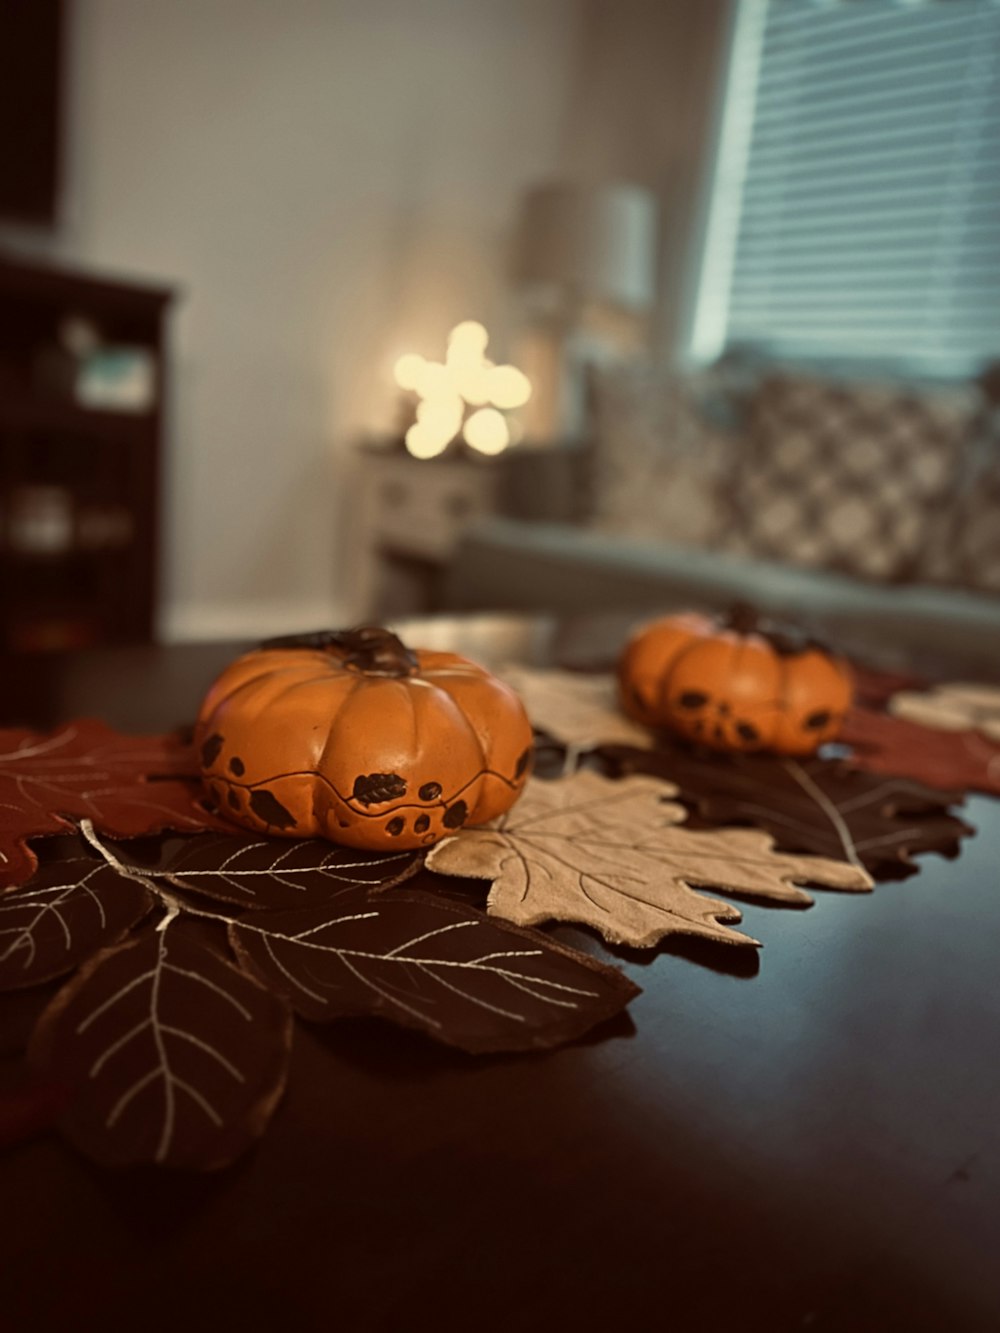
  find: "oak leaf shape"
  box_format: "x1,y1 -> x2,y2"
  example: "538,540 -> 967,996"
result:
0,720 -> 227,890
596,740 -> 972,880
0,846 -> 153,991
888,682 -> 1000,742
840,707 -> 1000,797
28,918 -> 293,1169
229,888 -> 639,1054
500,667 -> 651,751
426,771 -> 873,949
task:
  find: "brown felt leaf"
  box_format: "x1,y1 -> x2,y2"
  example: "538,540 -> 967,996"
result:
0,841 -> 154,991
500,667 -> 652,750
111,832 -> 424,911
229,887 -> 639,1053
426,771 -> 872,950
0,720 -> 228,891
597,740 -> 972,881
840,707 -> 1000,797
888,682 -> 1000,742
29,918 -> 292,1169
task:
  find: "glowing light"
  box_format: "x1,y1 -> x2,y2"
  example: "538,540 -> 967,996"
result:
416,394 -> 463,440
486,364 -> 532,410
463,407 -> 510,455
447,321 -> 489,356
405,423 -> 450,459
393,353 -> 427,392
415,360 -> 451,399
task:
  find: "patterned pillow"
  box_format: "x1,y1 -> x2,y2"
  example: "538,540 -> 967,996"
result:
587,363 -> 735,548
728,374 -> 978,582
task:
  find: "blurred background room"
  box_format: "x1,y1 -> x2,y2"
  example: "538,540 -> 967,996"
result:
1,0 -> 998,670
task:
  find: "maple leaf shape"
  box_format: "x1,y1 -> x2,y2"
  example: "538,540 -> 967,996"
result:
29,918 -> 293,1169
499,667 -> 652,751
597,740 -> 972,880
840,707 -> 1000,797
0,720 -> 228,891
888,683 -> 1000,742
426,771 -> 873,950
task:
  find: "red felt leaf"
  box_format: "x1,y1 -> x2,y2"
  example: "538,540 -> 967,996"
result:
0,720 -> 228,891
840,706 -> 1000,796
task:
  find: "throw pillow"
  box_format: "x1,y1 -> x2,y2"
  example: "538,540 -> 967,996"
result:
587,363 -> 735,548
728,374 -> 977,582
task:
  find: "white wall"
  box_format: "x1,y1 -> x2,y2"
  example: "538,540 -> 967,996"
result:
43,0 -> 584,638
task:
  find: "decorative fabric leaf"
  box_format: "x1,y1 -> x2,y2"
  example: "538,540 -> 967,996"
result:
840,707 -> 1000,797
112,832 -> 423,911
889,682 -> 1000,742
597,740 -> 972,880
29,918 -> 293,1169
229,889 -> 639,1054
0,720 -> 227,891
0,845 -> 153,992
426,771 -> 872,950
499,667 -> 651,750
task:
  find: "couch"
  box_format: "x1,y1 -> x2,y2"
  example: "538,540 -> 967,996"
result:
442,354 -> 1000,676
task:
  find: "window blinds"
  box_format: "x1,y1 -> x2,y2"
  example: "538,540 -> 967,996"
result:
699,0 -> 1000,376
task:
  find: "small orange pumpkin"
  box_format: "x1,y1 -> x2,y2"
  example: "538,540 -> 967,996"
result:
195,626 -> 533,851
618,607 -> 853,756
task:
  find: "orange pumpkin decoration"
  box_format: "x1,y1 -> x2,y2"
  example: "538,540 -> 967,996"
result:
195,627 -> 533,851
618,607 -> 853,756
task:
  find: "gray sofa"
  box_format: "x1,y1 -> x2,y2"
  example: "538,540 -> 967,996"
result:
440,359 -> 1000,677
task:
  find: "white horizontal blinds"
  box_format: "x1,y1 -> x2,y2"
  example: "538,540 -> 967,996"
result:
725,0 -> 1000,375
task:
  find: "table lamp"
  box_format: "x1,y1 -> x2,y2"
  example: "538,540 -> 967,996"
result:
512,181 -> 658,442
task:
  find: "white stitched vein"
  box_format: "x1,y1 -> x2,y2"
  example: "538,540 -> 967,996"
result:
383,920 -> 477,957
107,1067 -> 160,1127
90,1018 -> 151,1077
162,963 -> 253,1019
77,968 -> 157,1033
161,1026 -> 245,1082
415,962 -> 526,1022
335,949 -> 440,1025
288,912 -> 379,941
174,1076 -> 223,1126
263,933 -> 327,1003
782,761 -> 864,871
497,973 -> 581,1010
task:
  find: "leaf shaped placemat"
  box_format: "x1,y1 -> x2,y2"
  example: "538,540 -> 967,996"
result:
500,667 -> 651,751
596,740 -> 972,880
888,682 -> 1000,741
0,849 -> 153,991
840,707 -> 1000,797
29,918 -> 293,1169
118,832 -> 423,910
230,891 -> 638,1054
427,771 -> 872,950
0,720 -> 227,890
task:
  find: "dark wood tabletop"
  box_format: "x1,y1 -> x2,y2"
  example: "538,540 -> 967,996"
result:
2,615 -> 1000,1332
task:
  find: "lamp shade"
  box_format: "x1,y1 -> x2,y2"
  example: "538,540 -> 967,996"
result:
513,181 -> 658,313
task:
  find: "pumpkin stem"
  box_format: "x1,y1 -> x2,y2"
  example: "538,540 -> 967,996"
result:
724,602 -> 760,635
259,626 -> 419,676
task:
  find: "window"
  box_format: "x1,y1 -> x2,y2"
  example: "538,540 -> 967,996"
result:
690,0 -> 1000,377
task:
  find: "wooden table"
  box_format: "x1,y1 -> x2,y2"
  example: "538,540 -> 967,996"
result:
3,616 -> 1000,1332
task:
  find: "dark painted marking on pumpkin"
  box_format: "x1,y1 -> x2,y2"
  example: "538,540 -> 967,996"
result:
805,710 -> 832,730
211,782 -> 224,805
228,756 -> 245,776
227,789 -> 240,811
515,748 -> 531,779
248,788 -> 298,830
679,691 -> 709,710
713,726 -> 726,742
718,703 -> 731,717
353,772 -> 407,806
414,813 -> 430,833
737,721 -> 760,743
339,820 -> 349,828
692,720 -> 705,735
443,800 -> 468,829
419,781 -> 443,801
423,833 -> 438,844
386,816 -> 405,836
200,733 -> 224,768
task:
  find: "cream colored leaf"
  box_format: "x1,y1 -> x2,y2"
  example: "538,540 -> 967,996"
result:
427,771 -> 873,950
890,683 -> 1000,742
500,667 -> 651,749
